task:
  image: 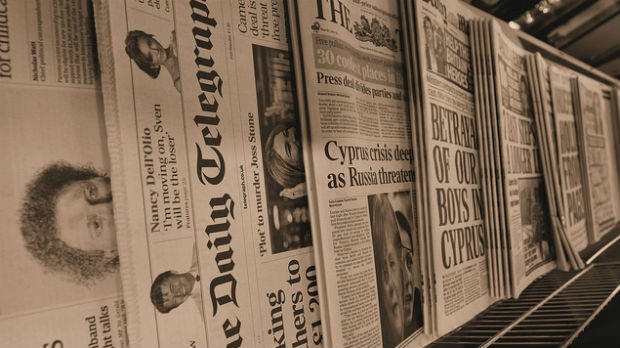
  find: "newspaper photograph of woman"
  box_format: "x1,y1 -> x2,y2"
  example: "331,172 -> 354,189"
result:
253,44 -> 312,254
125,29 -> 181,93
368,191 -> 423,348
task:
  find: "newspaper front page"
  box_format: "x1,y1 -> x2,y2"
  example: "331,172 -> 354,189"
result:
491,21 -> 556,297
400,0 -> 435,336
289,1 -> 424,347
549,65 -> 588,253
94,1 -> 321,347
599,87 -> 620,231
531,56 -> 563,228
414,1 -> 494,335
575,76 -> 617,241
612,88 -> 620,192
0,0 -> 127,347
526,55 -> 572,271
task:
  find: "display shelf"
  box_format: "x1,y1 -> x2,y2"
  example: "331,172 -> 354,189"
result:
426,225 -> 620,348
416,3 -> 620,346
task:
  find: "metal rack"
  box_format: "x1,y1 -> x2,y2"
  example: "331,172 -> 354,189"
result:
428,227 -> 620,347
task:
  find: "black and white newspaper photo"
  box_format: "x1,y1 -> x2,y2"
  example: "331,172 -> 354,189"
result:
369,192 -> 423,348
252,45 -> 312,254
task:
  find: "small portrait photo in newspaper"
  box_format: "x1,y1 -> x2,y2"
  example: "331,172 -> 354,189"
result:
368,191 -> 423,348
422,15 -> 446,76
125,29 -> 181,93
252,44 -> 312,254
149,245 -> 204,322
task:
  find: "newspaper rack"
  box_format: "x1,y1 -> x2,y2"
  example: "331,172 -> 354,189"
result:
423,2 -> 620,346
427,225 -> 620,347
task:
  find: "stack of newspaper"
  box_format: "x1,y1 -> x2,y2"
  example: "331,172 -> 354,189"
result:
3,0 -> 620,347
400,0 -> 495,339
0,0 -> 128,346
527,55 -> 583,272
468,16 -> 620,300
469,19 -> 558,299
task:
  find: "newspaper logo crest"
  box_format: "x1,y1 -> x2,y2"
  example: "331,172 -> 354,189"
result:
352,15 -> 399,52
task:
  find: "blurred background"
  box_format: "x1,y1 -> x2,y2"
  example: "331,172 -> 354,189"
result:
465,0 -> 620,79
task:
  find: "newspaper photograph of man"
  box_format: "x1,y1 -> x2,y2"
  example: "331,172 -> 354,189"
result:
253,44 -> 312,254
423,16 -> 446,76
369,191 -> 423,348
125,29 -> 181,93
149,246 -> 204,321
20,162 -> 119,285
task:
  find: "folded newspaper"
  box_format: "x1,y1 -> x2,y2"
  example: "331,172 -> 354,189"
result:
289,0 -> 425,346
93,0 -> 321,347
0,0 -> 127,347
402,0 -> 495,337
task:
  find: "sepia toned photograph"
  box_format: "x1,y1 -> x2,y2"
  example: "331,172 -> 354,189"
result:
21,162 -> 119,285
149,245 -> 204,322
125,29 -> 181,93
252,44 -> 312,254
423,15 -> 447,76
519,178 -> 555,275
0,86 -> 121,317
7,0 -> 620,346
368,191 -> 423,348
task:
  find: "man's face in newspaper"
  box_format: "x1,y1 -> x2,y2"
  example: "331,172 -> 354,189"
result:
137,35 -> 167,67
56,177 -> 117,251
378,211 -> 404,338
160,273 -> 195,310
399,221 -> 415,329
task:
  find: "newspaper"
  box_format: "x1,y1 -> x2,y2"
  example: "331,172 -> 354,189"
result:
93,1 -> 321,347
599,88 -> 620,229
471,19 -> 501,298
613,88 -> 620,191
548,65 -> 589,253
472,19 -> 505,299
400,0 -> 435,337
489,21 -> 556,297
574,75 -> 618,242
288,0 -> 424,347
482,20 -> 512,299
414,1 -> 495,335
526,55 -> 573,272
0,0 -> 127,347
